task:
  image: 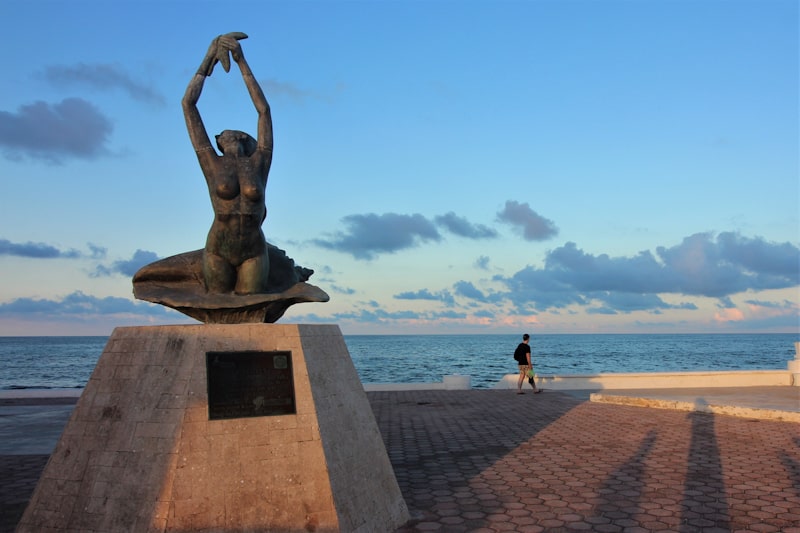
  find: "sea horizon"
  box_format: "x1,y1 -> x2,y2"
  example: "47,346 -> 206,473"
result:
2,332 -> 796,391
1,331 -> 797,338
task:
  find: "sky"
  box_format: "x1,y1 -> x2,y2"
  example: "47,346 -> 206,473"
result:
0,0 -> 797,336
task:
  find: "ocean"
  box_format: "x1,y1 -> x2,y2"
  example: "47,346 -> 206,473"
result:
1,333 -> 797,391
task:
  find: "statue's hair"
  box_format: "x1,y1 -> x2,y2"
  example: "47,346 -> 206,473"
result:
216,130 -> 257,156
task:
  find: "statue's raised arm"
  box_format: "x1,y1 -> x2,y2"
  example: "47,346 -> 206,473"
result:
181,33 -> 256,161
222,34 -> 273,156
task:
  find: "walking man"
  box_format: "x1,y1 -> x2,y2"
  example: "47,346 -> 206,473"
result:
514,333 -> 541,394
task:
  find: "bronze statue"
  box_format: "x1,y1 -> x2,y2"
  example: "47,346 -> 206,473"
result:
184,33 -> 272,295
133,33 -> 328,323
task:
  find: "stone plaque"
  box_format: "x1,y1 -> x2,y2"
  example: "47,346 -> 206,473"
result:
206,350 -> 296,419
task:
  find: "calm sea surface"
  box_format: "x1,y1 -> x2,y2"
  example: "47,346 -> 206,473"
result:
0,333 -> 796,390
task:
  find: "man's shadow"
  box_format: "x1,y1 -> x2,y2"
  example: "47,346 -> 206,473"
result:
679,406 -> 730,531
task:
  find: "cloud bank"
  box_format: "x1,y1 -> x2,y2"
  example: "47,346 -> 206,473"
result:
0,239 -> 105,260
497,200 -> 558,241
40,63 -> 165,106
0,290 -> 174,318
92,249 -> 160,277
434,212 -> 498,239
0,63 -> 166,163
307,231 -> 797,327
0,98 -> 113,162
313,213 -> 442,260
496,232 -> 798,313
314,203 -> 559,260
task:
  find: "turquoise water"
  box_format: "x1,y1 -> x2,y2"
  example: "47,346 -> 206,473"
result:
0,333 -> 796,390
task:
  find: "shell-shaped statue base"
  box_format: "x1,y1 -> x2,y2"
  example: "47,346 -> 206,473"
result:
132,248 -> 329,324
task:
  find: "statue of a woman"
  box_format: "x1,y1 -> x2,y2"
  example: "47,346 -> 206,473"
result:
132,33 -> 327,323
183,33 -> 272,295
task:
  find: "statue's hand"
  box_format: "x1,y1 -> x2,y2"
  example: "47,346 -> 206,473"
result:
216,32 -> 248,72
199,33 -> 247,77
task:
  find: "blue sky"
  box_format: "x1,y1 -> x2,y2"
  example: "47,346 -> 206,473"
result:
0,0 -> 797,336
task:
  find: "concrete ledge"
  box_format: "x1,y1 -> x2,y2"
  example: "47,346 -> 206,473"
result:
591,392 -> 800,423
0,389 -> 83,399
364,382 -> 446,391
493,369 -> 792,390
364,374 -> 471,391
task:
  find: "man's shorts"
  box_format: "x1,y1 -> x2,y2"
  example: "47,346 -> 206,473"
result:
518,364 -> 532,375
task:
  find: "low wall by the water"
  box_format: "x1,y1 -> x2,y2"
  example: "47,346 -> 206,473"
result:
363,369 -> 794,391
363,374 -> 471,391
493,369 -> 792,390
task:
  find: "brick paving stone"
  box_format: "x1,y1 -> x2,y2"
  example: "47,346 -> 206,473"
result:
510,516 -> 536,526
565,522 -> 593,531
748,524 -> 781,532
488,521 -> 518,531
414,522 -> 441,531
593,524 -> 623,532
538,518 -> 566,529
485,513 -> 512,523
640,520 -> 669,530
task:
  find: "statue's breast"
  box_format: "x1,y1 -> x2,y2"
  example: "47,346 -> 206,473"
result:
241,180 -> 263,202
215,174 -> 240,200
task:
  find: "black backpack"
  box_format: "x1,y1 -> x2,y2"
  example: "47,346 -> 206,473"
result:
513,344 -> 526,364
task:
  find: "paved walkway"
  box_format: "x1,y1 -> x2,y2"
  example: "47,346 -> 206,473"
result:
2,389 -> 799,532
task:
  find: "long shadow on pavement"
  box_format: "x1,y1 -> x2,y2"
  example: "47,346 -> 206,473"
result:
679,410 -> 730,532
586,429 -> 658,527
368,389 -> 584,531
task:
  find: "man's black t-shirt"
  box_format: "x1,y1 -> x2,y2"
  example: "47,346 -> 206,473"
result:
514,342 -> 531,365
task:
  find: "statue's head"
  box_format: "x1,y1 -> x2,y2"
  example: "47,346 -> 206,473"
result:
215,130 -> 257,156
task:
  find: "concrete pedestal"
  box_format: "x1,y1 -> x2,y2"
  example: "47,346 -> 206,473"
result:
18,324 -> 408,532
